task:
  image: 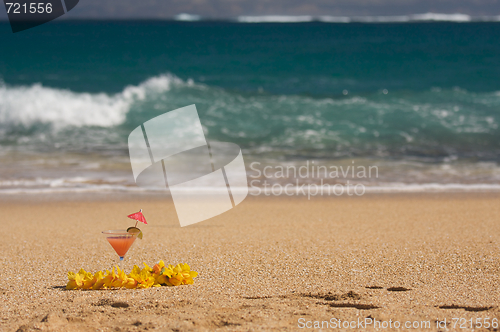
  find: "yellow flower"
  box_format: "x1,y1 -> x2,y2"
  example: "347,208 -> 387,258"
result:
143,263 -> 152,272
153,261 -> 178,286
152,260 -> 165,275
161,263 -> 198,286
92,271 -> 106,290
66,269 -> 95,290
156,274 -> 168,285
66,271 -> 84,290
80,269 -> 96,289
103,268 -> 125,289
129,265 -> 155,288
110,266 -> 128,288
179,263 -> 198,284
124,277 -> 138,289
66,261 -> 197,290
168,273 -> 183,286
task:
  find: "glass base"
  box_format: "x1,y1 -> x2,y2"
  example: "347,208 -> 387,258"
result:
119,256 -> 124,270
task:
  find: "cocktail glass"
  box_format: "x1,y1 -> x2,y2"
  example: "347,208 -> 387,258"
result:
102,230 -> 138,268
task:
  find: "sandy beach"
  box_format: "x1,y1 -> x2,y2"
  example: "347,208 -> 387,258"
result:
1,193 -> 500,331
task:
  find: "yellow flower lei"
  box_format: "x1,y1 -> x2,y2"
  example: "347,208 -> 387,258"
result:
66,261 -> 197,290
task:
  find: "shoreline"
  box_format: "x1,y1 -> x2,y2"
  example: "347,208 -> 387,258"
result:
3,183 -> 500,200
1,190 -> 500,202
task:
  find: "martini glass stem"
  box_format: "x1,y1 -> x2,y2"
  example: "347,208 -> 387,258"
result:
119,256 -> 124,271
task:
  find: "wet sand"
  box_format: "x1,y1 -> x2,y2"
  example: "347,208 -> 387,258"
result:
1,193 -> 500,331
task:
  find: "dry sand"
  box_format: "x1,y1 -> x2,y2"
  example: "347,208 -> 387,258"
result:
1,193 -> 500,331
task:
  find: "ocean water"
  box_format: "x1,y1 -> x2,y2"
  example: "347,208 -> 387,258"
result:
1,20 -> 500,193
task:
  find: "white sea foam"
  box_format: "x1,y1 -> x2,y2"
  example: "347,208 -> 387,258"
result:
237,15 -> 314,23
410,13 -> 471,22
349,15 -> 412,23
2,182 -> 500,195
0,74 -> 185,129
0,176 -> 130,187
236,13 -> 490,23
174,13 -> 201,21
351,13 -> 472,23
251,183 -> 500,194
0,185 -> 150,195
364,183 -> 500,192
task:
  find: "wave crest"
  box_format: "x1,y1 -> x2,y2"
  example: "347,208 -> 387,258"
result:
236,13 -> 500,23
1,73 -> 500,160
0,74 -> 186,129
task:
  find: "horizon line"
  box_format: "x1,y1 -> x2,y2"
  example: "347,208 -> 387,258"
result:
1,12 -> 500,23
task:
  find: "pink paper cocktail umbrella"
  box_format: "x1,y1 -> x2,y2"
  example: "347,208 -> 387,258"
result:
128,209 -> 147,228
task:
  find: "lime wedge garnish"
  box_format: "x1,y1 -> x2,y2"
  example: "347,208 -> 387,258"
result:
127,227 -> 143,239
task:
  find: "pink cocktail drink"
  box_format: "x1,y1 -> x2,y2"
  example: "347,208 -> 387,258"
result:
102,230 -> 138,265
102,211 -> 145,268
107,236 -> 136,258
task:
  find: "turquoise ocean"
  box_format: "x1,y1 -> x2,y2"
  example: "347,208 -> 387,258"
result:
1,19 -> 500,193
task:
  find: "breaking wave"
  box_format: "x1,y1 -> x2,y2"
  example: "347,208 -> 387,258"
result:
0,74 -> 187,129
1,73 -> 500,161
236,13 -> 500,23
